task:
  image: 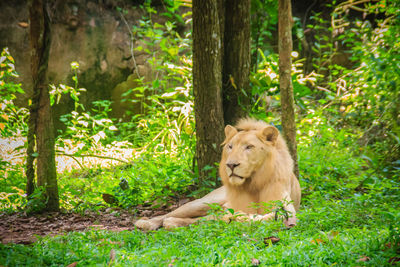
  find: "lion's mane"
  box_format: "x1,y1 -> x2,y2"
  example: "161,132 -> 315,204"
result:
219,118 -> 300,213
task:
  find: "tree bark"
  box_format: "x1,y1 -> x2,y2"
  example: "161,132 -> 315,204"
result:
192,0 -> 225,181
222,0 -> 251,125
26,108 -> 36,197
217,0 -> 225,67
278,0 -> 299,178
29,0 -> 59,211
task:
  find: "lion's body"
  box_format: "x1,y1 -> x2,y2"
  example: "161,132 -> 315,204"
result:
135,118 -> 301,230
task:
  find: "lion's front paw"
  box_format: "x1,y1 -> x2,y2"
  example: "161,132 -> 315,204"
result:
221,211 -> 251,222
248,214 -> 264,221
233,212 -> 251,222
134,217 -> 164,231
283,216 -> 297,228
221,212 -> 235,223
261,212 -> 276,221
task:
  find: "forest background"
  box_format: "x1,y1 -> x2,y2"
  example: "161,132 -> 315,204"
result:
0,0 -> 399,266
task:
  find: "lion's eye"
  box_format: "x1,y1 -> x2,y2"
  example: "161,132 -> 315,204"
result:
245,145 -> 254,150
228,144 -> 233,149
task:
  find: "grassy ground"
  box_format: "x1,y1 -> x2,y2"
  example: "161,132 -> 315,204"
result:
1,117 -> 399,266
1,174 -> 399,266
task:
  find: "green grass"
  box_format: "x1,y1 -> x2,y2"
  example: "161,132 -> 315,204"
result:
1,114 -> 399,266
1,181 -> 399,266
0,152 -> 197,212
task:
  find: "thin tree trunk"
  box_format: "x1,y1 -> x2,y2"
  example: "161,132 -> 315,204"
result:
222,0 -> 251,125
278,0 -> 299,178
26,107 -> 36,197
29,0 -> 59,211
193,0 -> 225,182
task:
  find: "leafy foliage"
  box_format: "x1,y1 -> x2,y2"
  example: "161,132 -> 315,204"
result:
1,172 -> 399,266
120,3 -> 194,152
108,4 -> 196,207
0,1 -> 399,265
250,0 -> 278,70
304,0 -> 400,168
0,48 -> 28,137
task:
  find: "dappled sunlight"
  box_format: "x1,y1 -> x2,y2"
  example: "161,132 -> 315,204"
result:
0,137 -> 136,174
0,137 -> 25,167
55,139 -> 136,173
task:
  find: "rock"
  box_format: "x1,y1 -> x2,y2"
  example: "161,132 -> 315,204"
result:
0,0 -> 183,128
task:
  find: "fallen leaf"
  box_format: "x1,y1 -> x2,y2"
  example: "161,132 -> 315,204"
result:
251,258 -> 261,266
263,236 -> 280,245
102,193 -> 117,204
66,262 -> 78,267
311,238 -> 325,245
357,256 -> 370,262
329,230 -> 339,239
18,22 -> 29,28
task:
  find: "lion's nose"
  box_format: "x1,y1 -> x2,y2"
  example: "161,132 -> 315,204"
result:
227,162 -> 240,171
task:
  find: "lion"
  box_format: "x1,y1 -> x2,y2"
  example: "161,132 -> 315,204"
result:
134,118 -> 301,230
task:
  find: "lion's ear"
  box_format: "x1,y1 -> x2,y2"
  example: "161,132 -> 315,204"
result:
222,125 -> 238,145
261,126 -> 279,143
224,125 -> 237,138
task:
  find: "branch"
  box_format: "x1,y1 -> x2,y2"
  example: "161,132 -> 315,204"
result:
118,9 -> 141,79
56,152 -> 84,169
316,86 -> 331,93
56,151 -> 130,165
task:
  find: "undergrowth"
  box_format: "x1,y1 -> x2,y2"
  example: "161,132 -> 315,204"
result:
1,1 -> 400,266
1,107 -> 399,265
1,173 -> 399,266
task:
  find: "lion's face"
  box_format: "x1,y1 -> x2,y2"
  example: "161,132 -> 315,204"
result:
221,125 -> 279,186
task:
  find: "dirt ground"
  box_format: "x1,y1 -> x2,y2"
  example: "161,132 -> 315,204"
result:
0,137 -> 194,245
0,137 -> 169,245
0,207 -> 172,244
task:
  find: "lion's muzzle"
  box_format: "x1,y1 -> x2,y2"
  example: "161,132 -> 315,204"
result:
226,161 -> 247,185
226,162 -> 240,172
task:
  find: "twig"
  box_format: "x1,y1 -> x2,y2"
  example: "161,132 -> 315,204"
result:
118,9 -> 141,79
316,86 -> 331,93
302,0 -> 317,30
57,152 -> 84,169
335,0 -> 373,12
56,151 -> 130,164
332,0 -> 373,28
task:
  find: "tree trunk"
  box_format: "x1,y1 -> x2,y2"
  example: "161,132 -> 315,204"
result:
222,0 -> 251,125
192,0 -> 225,181
217,0 -> 225,66
29,0 -> 59,211
26,110 -> 36,197
278,0 -> 299,178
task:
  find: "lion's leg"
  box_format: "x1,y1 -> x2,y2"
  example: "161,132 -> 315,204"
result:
166,186 -> 227,218
162,217 -> 200,230
280,201 -> 297,227
134,215 -> 166,231
135,186 -> 227,230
